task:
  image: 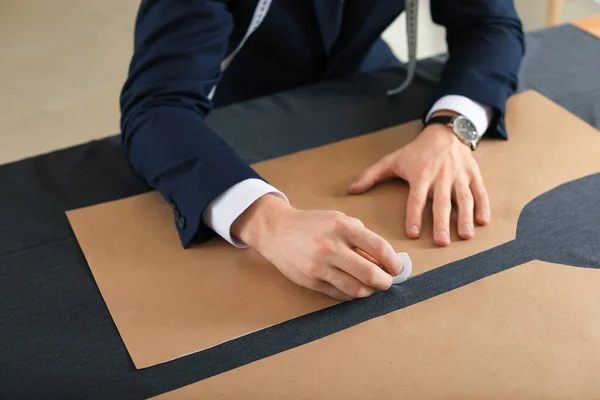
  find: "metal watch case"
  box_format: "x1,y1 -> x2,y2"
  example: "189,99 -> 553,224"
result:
449,115 -> 481,150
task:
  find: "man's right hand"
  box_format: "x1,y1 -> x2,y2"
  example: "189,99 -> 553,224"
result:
231,194 -> 403,301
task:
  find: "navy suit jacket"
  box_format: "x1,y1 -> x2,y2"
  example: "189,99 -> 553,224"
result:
120,0 -> 524,247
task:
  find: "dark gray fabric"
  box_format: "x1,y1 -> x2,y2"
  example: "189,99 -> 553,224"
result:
518,26 -> 600,129
0,25 -> 599,399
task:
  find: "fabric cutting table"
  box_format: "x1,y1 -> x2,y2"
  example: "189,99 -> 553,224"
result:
1,25 -> 599,399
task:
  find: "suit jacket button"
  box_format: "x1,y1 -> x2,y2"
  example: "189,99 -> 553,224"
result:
176,215 -> 186,230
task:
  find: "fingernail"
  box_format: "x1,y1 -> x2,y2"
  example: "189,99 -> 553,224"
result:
480,212 -> 490,222
435,231 -> 450,244
392,252 -> 413,284
409,225 -> 420,236
462,224 -> 474,234
395,262 -> 404,276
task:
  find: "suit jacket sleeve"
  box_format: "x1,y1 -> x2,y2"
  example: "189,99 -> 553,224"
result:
120,0 -> 262,247
430,0 -> 525,138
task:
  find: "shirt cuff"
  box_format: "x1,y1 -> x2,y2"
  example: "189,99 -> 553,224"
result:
426,95 -> 493,136
202,178 -> 288,248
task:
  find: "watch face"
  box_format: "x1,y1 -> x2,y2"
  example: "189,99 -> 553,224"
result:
454,116 -> 479,141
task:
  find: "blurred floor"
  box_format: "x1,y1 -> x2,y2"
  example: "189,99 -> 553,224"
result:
1,0 -> 599,165
0,0 -> 138,164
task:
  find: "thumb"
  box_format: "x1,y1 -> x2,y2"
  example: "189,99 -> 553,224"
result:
348,158 -> 394,194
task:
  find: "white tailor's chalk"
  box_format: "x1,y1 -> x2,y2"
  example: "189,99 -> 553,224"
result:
392,252 -> 412,284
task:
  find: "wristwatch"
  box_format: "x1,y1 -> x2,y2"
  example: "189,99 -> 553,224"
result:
425,115 -> 482,150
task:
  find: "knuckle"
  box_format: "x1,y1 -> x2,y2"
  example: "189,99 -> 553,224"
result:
456,177 -> 471,187
408,189 -> 421,202
331,214 -> 351,232
305,278 -> 321,290
438,162 -> 450,173
391,163 -> 403,176
457,190 -> 473,204
440,170 -> 454,182
408,189 -> 427,206
381,154 -> 394,165
349,217 -> 364,228
363,268 -> 378,287
350,286 -> 365,299
433,197 -> 451,209
417,168 -> 431,182
469,160 -> 483,174
315,238 -> 336,257
410,198 -> 426,211
358,286 -> 375,298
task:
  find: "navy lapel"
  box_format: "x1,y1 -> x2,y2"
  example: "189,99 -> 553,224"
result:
325,0 -> 404,77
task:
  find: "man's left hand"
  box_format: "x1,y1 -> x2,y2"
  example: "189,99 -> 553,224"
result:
348,120 -> 491,246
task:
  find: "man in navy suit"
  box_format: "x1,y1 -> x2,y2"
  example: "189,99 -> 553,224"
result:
121,1 -> 524,300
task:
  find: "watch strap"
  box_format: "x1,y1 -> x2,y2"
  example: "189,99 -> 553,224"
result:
424,116 -> 454,128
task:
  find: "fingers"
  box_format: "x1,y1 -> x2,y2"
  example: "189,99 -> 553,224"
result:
321,267 -> 377,299
471,176 -> 491,225
335,248 -> 394,291
424,174 -> 485,244
313,281 -> 354,301
312,215 -> 396,289
348,157 -> 394,194
432,178 -> 452,246
454,181 -> 475,240
345,225 -> 402,278
405,180 -> 430,239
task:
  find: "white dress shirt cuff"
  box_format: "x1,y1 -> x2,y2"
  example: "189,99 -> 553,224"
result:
426,95 -> 493,135
202,178 -> 288,248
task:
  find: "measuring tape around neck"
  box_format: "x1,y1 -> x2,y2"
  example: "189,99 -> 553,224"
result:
208,0 -> 273,100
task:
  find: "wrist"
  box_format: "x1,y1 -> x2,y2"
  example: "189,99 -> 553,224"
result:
422,121 -> 461,148
231,193 -> 292,249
